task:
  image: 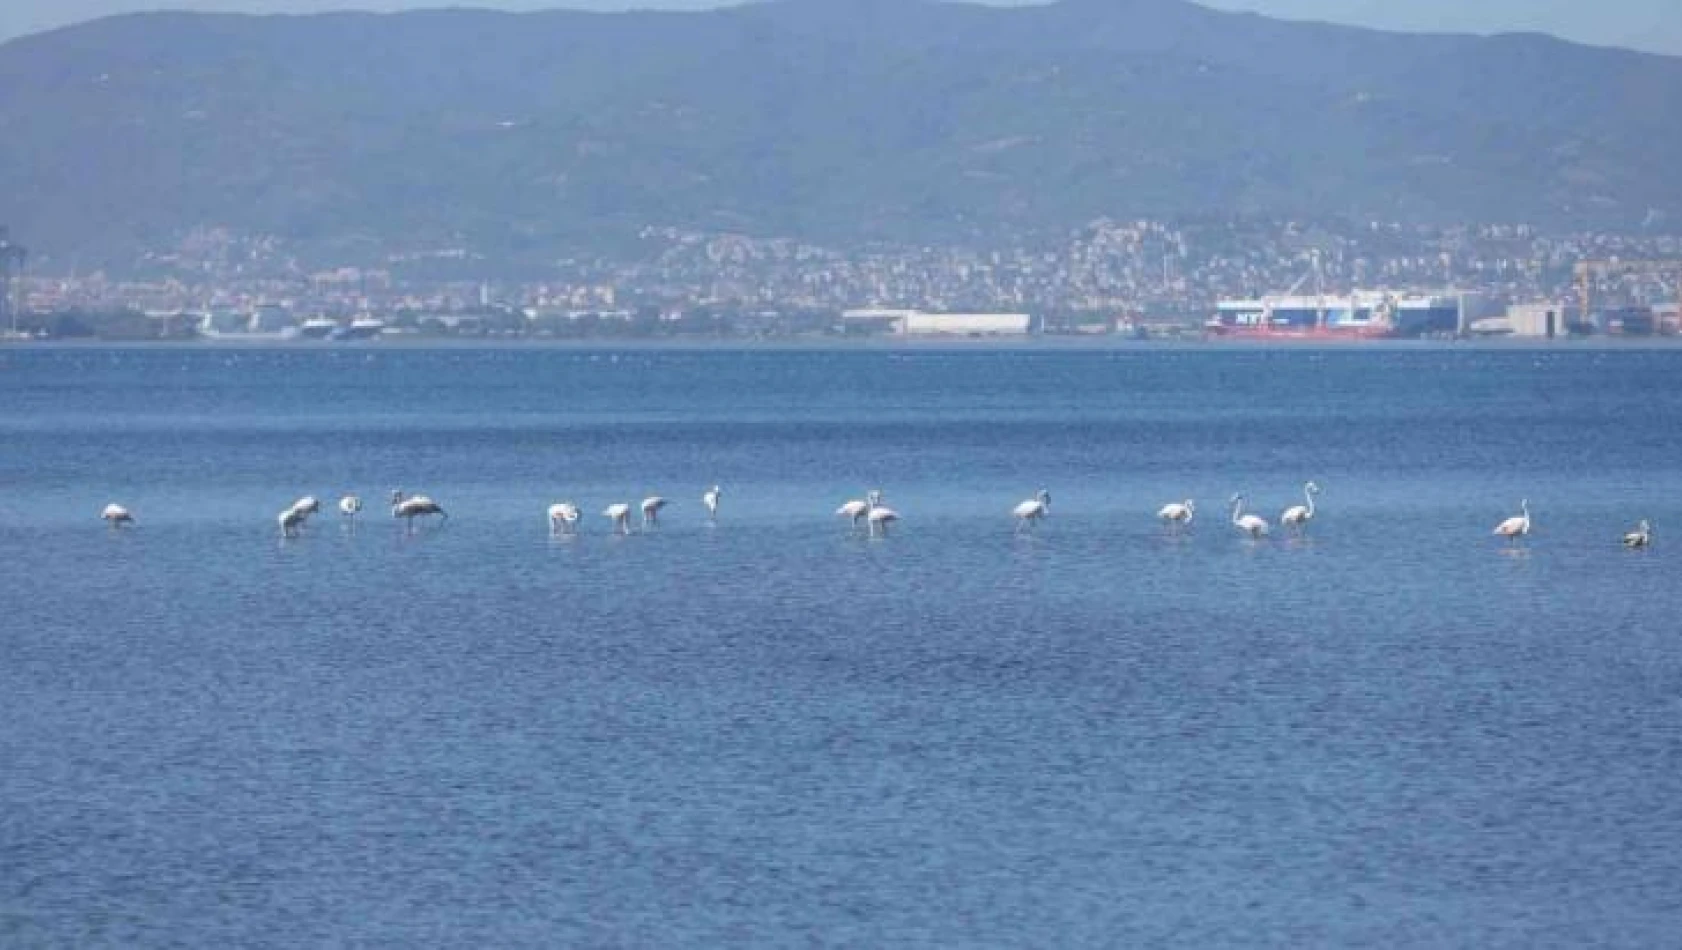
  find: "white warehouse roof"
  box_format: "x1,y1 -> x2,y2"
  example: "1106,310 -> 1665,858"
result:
843,309 -> 1033,335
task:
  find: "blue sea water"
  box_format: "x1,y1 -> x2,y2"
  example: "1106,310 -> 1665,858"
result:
2,344 -> 1681,946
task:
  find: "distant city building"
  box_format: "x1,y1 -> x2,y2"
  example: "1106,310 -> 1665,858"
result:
1474,303 -> 1570,338
842,309 -> 1033,336
1595,305 -> 1662,336
1654,303 -> 1681,334
7,214 -> 1678,343
200,308 -> 248,335
250,303 -> 294,333
905,312 -> 1034,336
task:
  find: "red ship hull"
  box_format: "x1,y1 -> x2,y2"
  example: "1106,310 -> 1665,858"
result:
1204,322 -> 1396,341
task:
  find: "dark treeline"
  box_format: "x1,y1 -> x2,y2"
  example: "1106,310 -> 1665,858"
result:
12,308 -> 197,341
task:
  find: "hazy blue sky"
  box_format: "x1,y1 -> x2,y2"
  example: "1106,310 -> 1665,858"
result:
3,0 -> 1679,56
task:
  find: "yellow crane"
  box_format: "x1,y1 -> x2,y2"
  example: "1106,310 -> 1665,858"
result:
1574,260 -> 1682,332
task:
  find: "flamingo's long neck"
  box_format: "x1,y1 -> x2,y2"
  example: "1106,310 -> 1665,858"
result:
1304,485 -> 1316,518
1231,497 -> 1245,525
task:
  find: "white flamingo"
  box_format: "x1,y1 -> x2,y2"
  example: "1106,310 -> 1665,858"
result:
339,495 -> 362,519
278,501 -> 311,538
390,489 -> 447,528
1230,493 -> 1269,538
836,490 -> 881,529
278,495 -> 321,535
101,503 -> 134,527
1280,481 -> 1321,531
641,496 -> 668,526
836,499 -> 869,527
1013,489 -> 1050,530
1493,499 -> 1531,544
1158,499 -> 1195,528
866,492 -> 900,537
603,502 -> 632,534
702,485 -> 722,520
1623,519 -> 1652,549
548,502 -> 580,533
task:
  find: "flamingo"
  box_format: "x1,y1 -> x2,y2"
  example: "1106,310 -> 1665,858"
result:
1230,494 -> 1269,538
836,490 -> 881,529
339,495 -> 362,519
1280,481 -> 1321,531
603,502 -> 632,534
1493,499 -> 1531,544
641,496 -> 668,526
389,489 -> 438,510
866,492 -> 900,537
836,498 -> 870,527
1623,519 -> 1652,549
702,485 -> 722,520
1158,499 -> 1195,528
548,502 -> 581,533
101,503 -> 134,527
277,495 -> 322,535
1013,489 -> 1050,530
390,489 -> 447,528
278,501 -> 311,538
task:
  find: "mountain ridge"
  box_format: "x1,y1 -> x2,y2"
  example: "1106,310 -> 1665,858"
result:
1,0 -> 1678,269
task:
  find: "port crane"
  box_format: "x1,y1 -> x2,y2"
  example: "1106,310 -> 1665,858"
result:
1574,259 -> 1682,331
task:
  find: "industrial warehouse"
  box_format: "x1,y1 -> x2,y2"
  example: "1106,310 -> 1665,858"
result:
841,309 -> 1035,337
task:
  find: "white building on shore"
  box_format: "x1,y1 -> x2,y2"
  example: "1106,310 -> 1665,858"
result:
842,309 -> 1034,336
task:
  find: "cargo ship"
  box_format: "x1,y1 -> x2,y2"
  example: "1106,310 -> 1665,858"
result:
1206,290 -> 1469,340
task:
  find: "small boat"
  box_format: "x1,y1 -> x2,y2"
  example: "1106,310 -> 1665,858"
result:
331,316 -> 386,341
291,317 -> 339,340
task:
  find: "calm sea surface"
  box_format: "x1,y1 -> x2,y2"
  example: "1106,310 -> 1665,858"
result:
3,344 -> 1681,946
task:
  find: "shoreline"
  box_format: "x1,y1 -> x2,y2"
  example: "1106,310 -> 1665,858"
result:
7,335 -> 1682,352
